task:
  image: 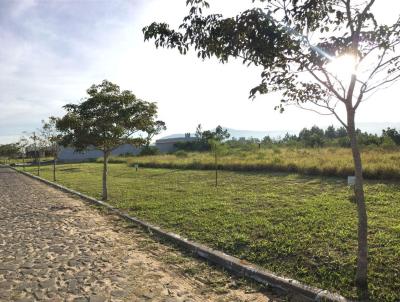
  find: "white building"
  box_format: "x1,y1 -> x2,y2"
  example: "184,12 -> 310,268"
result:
155,133 -> 197,153
57,134 -> 196,161
58,144 -> 140,162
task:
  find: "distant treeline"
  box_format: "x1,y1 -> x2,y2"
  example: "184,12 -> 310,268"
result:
0,142 -> 52,159
0,143 -> 20,158
260,126 -> 400,148
174,125 -> 400,151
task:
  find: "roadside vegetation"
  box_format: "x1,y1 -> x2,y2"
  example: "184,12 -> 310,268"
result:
4,124 -> 400,182
126,147 -> 400,180
20,163 -> 400,301
85,124 -> 400,181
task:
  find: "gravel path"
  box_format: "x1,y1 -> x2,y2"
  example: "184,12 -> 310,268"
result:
0,167 -> 284,302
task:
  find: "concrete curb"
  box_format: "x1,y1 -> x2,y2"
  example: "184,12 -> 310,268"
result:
11,167 -> 352,302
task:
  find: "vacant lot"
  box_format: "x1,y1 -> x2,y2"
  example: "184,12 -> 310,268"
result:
124,147 -> 400,180
22,163 -> 400,301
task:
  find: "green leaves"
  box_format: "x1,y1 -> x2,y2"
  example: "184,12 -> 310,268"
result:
143,0 -> 400,114
57,80 -> 165,152
0,143 -> 20,158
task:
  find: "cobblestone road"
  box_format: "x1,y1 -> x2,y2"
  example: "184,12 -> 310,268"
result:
0,168 -> 284,302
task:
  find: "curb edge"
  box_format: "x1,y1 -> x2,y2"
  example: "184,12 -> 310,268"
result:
10,166 -> 352,302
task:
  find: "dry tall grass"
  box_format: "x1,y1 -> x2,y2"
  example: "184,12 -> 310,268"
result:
127,147 -> 400,180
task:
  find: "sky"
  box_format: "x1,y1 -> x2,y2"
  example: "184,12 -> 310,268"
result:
0,0 -> 399,143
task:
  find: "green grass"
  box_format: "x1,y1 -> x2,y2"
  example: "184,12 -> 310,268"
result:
5,157 -> 54,165
23,163 -> 400,301
123,147 -> 400,180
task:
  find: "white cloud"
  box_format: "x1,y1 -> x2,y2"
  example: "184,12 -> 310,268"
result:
9,0 -> 37,18
0,0 -> 399,144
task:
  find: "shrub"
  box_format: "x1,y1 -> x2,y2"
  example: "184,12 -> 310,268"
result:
95,156 -> 127,163
107,156 -> 127,164
272,147 -> 281,154
139,146 -> 160,156
175,150 -> 189,158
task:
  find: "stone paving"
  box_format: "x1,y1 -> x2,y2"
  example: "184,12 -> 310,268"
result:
0,167 -> 285,302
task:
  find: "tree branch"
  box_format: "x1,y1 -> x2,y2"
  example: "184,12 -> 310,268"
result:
319,67 -> 347,98
364,73 -> 400,93
343,0 -> 355,35
304,65 -> 346,102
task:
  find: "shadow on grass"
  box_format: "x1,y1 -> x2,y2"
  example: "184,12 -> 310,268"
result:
227,169 -> 347,185
148,169 -> 183,178
59,167 -> 82,173
113,168 -> 183,179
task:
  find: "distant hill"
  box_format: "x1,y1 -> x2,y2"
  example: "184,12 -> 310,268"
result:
159,122 -> 400,141
224,128 -> 295,139
159,128 -> 295,140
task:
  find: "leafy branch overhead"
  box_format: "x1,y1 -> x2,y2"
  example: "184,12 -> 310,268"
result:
143,0 -> 400,117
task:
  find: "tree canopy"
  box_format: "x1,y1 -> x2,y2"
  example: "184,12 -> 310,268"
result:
57,80 -> 165,200
41,117 -> 61,155
196,124 -> 230,141
57,80 -> 165,153
144,0 -> 400,120
0,143 -> 20,159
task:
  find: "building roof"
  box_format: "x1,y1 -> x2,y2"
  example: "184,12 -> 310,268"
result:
156,137 -> 197,144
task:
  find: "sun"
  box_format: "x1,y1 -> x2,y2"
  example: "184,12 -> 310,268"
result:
326,54 -> 358,81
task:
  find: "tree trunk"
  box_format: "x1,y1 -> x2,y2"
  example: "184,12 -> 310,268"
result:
53,156 -> 57,182
37,152 -> 40,176
215,151 -> 218,187
102,151 -> 110,201
347,109 -> 369,301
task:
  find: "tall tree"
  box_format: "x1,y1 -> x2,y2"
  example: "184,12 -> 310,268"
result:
143,1 -> 400,299
57,80 -> 165,201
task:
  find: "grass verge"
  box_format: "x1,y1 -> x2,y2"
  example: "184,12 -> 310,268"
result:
22,163 -> 400,301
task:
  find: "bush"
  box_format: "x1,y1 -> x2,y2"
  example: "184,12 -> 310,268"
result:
175,150 -> 189,158
139,146 -> 160,156
272,147 -> 281,154
381,136 -> 397,148
174,140 -> 210,152
108,157 -> 127,164
95,156 -> 127,163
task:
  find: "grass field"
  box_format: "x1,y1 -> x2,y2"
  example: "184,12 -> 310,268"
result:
21,163 -> 400,301
122,147 -> 400,180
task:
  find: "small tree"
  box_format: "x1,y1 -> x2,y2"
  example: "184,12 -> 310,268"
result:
209,138 -> 228,186
143,1 -> 400,299
41,117 -> 61,181
29,131 -> 42,176
57,80 -> 165,200
195,123 -> 203,139
201,125 -> 230,141
17,136 -> 29,170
